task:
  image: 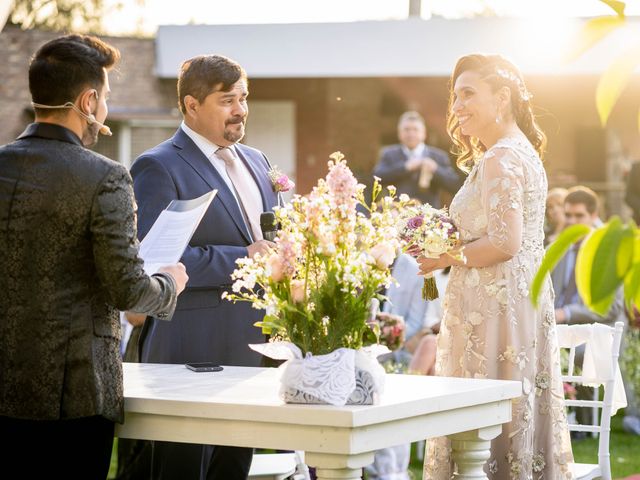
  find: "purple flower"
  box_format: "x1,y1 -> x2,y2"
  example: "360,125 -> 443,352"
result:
407,215 -> 424,230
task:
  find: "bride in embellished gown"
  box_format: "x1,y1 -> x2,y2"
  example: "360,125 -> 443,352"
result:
418,54 -> 574,479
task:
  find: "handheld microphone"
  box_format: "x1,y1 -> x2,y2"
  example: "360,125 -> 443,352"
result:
260,212 -> 278,242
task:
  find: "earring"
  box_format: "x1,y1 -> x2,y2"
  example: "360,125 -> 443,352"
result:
495,111 -> 501,124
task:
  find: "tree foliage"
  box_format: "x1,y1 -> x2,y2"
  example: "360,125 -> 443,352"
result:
532,218 -> 640,315
10,0 -> 112,33
565,0 -> 640,129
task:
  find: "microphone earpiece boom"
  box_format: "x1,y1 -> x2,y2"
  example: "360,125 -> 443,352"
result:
31,101 -> 112,136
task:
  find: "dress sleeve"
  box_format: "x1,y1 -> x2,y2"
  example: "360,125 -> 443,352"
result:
479,147 -> 525,257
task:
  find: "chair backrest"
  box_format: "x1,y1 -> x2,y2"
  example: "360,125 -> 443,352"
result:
556,321 -> 625,480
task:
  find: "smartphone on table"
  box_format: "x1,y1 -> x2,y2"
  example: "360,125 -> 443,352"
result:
185,362 -> 224,372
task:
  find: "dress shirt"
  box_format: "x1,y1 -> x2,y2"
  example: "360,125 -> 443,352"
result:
181,122 -> 262,237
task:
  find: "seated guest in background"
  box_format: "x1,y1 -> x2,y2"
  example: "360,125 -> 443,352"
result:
544,187 -> 568,246
552,186 -> 622,327
0,34 -> 187,480
373,111 -> 462,209
552,186 -> 625,433
379,253 -> 448,369
365,255 -> 448,480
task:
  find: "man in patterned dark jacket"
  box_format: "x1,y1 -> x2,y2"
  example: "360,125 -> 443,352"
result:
0,34 -> 188,479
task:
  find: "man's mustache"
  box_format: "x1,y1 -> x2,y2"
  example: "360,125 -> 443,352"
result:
226,116 -> 245,125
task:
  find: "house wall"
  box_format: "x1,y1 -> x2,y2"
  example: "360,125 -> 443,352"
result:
2,26 -> 639,217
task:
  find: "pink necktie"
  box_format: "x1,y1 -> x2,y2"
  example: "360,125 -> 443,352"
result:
216,147 -> 263,241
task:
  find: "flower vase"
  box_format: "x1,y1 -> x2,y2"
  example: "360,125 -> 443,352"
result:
249,343 -> 388,406
283,364 -> 378,405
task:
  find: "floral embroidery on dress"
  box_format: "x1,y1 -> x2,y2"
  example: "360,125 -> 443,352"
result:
423,137 -> 574,479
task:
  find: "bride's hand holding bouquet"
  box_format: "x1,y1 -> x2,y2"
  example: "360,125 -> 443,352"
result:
396,203 -> 465,299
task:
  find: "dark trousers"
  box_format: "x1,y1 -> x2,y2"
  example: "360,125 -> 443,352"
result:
0,414 -> 114,479
151,441 -> 253,480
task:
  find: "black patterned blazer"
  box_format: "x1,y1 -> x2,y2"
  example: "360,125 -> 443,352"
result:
0,123 -> 177,423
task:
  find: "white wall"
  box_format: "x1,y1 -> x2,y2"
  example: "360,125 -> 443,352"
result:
244,100 -> 297,201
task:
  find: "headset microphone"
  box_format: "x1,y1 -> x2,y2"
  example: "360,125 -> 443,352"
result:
31,101 -> 112,136
86,113 -> 112,136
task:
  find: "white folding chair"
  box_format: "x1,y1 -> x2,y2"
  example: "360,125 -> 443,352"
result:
248,450 -> 310,480
556,321 -> 625,480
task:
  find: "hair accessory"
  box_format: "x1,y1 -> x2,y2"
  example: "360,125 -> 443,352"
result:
495,68 -> 533,101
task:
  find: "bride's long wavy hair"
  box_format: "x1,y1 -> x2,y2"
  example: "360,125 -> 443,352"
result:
447,54 -> 547,172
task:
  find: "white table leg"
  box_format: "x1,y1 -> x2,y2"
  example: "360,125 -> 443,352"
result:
314,467 -> 364,479
305,451 -> 375,480
448,424 -> 502,479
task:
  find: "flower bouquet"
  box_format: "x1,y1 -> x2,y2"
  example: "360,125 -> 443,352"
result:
396,203 -> 463,300
224,152 -> 407,405
371,312 -> 405,351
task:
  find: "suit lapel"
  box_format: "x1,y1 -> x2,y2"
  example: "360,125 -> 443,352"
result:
172,130 -> 252,243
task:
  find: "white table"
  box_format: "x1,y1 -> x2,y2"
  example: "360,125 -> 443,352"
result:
117,363 -> 521,479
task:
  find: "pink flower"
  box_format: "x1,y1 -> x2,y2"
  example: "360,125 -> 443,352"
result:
326,158 -> 358,206
268,166 -> 295,193
275,175 -> 295,193
267,253 -> 286,282
290,280 -> 305,303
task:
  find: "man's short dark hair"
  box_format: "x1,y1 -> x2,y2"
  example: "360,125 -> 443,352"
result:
565,186 -> 599,215
177,55 -> 247,114
29,34 -> 120,115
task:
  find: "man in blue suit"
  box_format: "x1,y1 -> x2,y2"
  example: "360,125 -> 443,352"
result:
373,111 -> 462,208
130,54 -> 278,480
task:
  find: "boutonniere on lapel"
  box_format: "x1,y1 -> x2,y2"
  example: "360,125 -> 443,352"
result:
268,166 -> 295,193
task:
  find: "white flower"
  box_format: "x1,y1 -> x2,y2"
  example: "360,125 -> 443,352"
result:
369,243 -> 396,269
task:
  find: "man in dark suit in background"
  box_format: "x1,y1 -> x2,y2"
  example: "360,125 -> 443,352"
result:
131,54 -> 279,480
373,111 -> 462,208
0,34 -> 187,479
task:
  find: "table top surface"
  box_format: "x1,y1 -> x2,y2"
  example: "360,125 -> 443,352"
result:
123,363 -> 522,428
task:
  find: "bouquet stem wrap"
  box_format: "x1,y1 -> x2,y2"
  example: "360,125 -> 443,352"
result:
422,273 -> 439,300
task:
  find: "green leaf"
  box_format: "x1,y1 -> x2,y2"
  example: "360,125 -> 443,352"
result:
531,224 -> 590,308
563,16 -> 625,63
254,315 -> 282,335
599,0 -> 627,17
596,45 -> 640,126
575,217 -> 634,313
588,287 -> 618,316
579,218 -> 626,301
624,260 -> 640,311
